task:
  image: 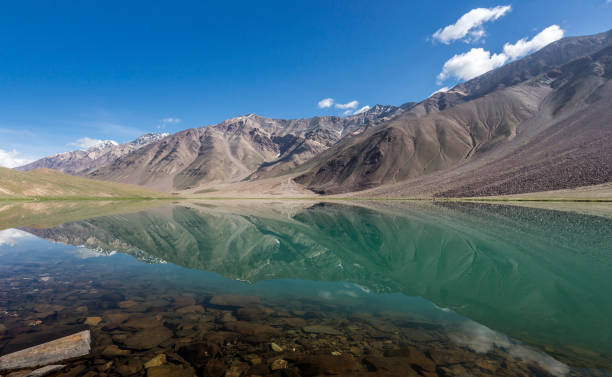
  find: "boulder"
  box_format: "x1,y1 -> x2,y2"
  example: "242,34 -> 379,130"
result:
0,330 -> 90,372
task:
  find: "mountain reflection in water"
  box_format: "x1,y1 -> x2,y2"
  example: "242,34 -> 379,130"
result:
8,200 -> 612,371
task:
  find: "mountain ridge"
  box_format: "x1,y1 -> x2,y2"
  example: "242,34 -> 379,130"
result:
87,104 -> 413,191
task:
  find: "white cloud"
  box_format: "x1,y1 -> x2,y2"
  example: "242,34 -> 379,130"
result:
0,229 -> 34,246
438,48 -> 508,82
69,137 -> 117,150
433,5 -> 512,44
353,105 -> 371,115
0,149 -> 32,168
502,25 -> 564,60
160,117 -> 181,124
430,86 -> 451,96
318,98 -> 334,108
343,110 -> 352,115
437,25 -> 564,83
335,100 -> 359,110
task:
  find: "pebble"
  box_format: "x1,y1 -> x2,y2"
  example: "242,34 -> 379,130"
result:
84,317 -> 102,326
270,343 -> 283,352
144,354 -> 167,369
270,359 -> 288,371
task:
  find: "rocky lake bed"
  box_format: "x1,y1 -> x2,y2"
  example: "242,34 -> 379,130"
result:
0,260 -> 606,377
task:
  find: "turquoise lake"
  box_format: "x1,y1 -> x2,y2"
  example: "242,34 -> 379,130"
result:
0,201 -> 610,376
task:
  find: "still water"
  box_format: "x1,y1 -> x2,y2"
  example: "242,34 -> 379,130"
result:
0,200 -> 610,376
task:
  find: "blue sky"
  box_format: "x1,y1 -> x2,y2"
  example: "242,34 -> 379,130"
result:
1,0 -> 611,166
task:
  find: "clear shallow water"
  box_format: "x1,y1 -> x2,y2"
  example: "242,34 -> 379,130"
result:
0,200 -> 611,376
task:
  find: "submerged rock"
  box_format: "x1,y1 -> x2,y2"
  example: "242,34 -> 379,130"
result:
303,325 -> 342,335
119,327 -> 173,350
147,364 -> 195,377
0,330 -> 90,372
209,294 -> 260,307
175,305 -> 205,314
293,354 -> 357,375
270,342 -> 283,352
270,358 -> 288,371
383,347 -> 436,372
144,354 -> 167,369
116,358 -> 144,376
223,321 -> 281,336
101,345 -> 131,357
84,317 -> 102,326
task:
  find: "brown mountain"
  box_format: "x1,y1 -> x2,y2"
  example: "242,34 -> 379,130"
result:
87,105 -> 411,191
294,30 -> 612,196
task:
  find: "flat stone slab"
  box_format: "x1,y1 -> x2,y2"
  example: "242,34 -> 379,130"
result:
0,331 -> 90,372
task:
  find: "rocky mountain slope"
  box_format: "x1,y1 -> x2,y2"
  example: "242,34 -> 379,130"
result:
17,133 -> 168,175
295,30 -> 612,196
87,105 -> 412,191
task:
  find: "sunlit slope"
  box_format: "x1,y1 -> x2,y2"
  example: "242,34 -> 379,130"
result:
0,167 -> 166,199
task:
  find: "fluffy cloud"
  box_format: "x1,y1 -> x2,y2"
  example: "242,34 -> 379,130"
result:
317,98 -> 334,108
69,137 -> 117,150
0,149 -> 32,168
353,105 -> 371,115
160,117 -> 181,124
335,100 -> 359,110
319,98 -> 363,113
438,25 -> 564,83
433,5 -> 511,44
438,48 -> 508,82
502,25 -> 564,60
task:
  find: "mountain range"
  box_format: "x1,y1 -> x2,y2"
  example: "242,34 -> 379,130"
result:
17,133 -> 168,175
17,29 -> 612,197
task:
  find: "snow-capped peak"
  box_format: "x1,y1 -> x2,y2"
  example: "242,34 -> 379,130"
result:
130,133 -> 169,146
86,140 -> 118,151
